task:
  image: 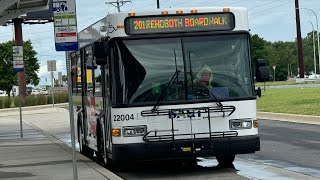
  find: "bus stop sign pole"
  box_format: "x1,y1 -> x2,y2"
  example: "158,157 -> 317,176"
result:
66,51 -> 78,180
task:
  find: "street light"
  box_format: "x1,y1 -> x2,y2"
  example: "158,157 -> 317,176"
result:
297,8 -> 320,76
309,21 -> 317,75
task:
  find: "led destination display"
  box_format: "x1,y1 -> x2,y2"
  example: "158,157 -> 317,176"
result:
125,13 -> 235,35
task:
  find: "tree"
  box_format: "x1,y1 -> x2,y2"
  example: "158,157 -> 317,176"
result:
0,40 -> 40,97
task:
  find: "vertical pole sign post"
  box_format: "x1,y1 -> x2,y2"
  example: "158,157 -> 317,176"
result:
58,72 -> 63,86
47,60 -> 56,107
52,0 -> 79,179
12,46 -> 24,138
272,65 -> 276,82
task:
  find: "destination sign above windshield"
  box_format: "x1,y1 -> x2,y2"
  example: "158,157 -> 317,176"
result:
125,13 -> 235,35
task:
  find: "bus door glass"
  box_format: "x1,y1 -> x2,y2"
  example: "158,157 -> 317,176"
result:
84,46 -> 97,137
93,56 -> 103,134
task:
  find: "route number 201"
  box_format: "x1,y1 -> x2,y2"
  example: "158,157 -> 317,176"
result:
114,114 -> 134,121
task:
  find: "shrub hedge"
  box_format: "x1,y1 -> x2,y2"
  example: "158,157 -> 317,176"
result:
0,93 -> 68,109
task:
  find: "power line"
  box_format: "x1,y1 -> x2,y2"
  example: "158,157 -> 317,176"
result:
249,1 -> 292,16
248,0 -> 282,10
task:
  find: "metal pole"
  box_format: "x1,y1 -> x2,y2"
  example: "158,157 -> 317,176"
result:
117,0 -> 120,12
273,69 -> 275,82
298,8 -> 320,76
309,21 -> 317,75
51,70 -> 55,107
295,1 -> 305,78
157,0 -> 160,9
66,51 -> 78,180
13,18 -> 24,138
18,79 -> 23,138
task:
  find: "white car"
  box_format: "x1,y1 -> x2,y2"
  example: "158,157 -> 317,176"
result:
31,89 -> 41,95
0,90 -> 7,96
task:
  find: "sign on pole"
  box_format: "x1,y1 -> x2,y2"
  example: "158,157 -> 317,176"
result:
47,60 -> 57,71
52,1 -> 79,179
12,46 -> 24,72
53,0 -> 78,51
58,72 -> 62,86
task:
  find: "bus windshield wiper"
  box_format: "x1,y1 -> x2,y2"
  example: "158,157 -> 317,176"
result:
152,70 -> 181,112
189,71 -> 223,107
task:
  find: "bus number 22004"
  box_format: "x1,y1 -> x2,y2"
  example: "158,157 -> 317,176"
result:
114,114 -> 134,121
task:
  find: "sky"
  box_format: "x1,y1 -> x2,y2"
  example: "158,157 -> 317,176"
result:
1,0 -> 320,85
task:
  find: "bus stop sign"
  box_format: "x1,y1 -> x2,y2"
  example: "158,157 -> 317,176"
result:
52,0 -> 78,51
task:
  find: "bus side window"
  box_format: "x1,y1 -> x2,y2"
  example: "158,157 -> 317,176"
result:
85,46 -> 94,94
94,60 -> 102,97
71,53 -> 77,94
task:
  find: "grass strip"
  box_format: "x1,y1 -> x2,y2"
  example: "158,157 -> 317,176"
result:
257,87 -> 320,116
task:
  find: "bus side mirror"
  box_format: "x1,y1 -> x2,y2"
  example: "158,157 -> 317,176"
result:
94,41 -> 109,65
256,59 -> 270,82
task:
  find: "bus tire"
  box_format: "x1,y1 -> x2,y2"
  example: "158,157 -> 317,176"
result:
78,124 -> 94,158
216,155 -> 235,168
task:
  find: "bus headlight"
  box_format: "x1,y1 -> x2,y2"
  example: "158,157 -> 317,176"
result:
229,119 -> 252,130
123,126 -> 147,137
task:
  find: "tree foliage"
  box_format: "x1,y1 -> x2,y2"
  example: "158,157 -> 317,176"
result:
0,40 -> 40,96
251,32 -> 318,81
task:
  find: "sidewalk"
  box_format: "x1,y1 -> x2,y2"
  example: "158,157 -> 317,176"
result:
0,108 -> 122,180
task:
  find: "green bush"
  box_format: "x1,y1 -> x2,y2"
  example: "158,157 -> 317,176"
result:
0,97 -> 3,109
37,95 -> 47,105
47,93 -> 68,104
14,96 -> 20,107
3,97 -> 11,108
24,95 -> 37,107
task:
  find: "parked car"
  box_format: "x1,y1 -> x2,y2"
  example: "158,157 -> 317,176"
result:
31,89 -> 41,95
0,90 -> 7,96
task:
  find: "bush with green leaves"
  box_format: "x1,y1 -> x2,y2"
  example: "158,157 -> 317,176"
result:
24,95 -> 37,107
3,97 -> 11,108
47,93 -> 68,104
0,97 -> 3,109
37,95 -> 47,105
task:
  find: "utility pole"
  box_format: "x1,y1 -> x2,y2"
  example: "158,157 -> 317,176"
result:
295,0 -> 305,78
107,0 -> 131,12
157,0 -> 160,9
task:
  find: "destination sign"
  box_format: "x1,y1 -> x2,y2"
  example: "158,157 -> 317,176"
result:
125,13 -> 235,35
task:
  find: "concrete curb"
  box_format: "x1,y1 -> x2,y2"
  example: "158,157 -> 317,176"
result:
0,103 -> 68,113
258,112 -> 320,125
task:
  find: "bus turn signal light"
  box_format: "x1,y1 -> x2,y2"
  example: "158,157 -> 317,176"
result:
112,128 -> 121,137
161,11 -> 168,15
253,120 -> 259,128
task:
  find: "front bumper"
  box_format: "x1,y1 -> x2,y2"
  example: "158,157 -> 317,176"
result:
112,135 -> 260,162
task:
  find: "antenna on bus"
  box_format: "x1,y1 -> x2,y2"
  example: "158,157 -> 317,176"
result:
107,0 -> 131,12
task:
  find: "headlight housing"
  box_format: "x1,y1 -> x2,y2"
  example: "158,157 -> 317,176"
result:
123,126 -> 147,137
229,119 -> 252,130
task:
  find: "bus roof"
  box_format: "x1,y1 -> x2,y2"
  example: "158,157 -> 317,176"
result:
78,7 -> 248,49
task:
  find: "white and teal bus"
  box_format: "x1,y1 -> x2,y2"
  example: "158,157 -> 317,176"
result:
70,7 -> 261,169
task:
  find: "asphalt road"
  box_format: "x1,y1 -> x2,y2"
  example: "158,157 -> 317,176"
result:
239,120 -> 320,178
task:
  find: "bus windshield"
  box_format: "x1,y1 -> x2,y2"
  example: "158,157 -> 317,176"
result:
110,34 -> 254,106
